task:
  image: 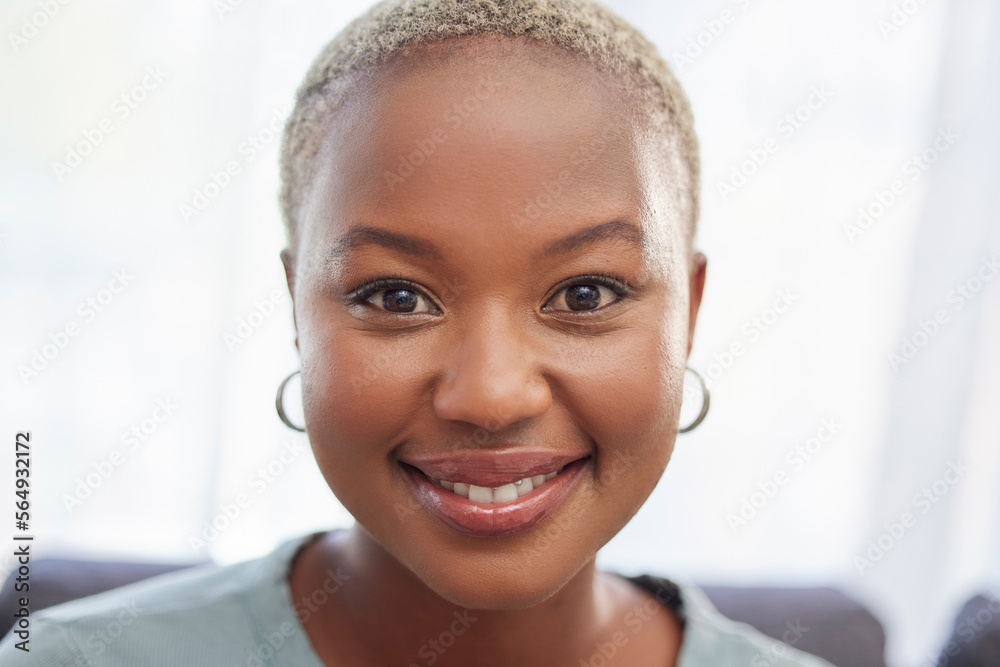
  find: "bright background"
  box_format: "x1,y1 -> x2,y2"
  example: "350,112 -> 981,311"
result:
2,1 -> 998,665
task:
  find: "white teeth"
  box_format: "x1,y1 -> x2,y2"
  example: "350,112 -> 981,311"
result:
431,467 -> 566,503
468,485 -> 494,503
493,483 -> 518,503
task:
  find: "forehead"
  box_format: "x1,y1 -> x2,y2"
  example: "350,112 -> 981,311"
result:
301,36 -> 676,278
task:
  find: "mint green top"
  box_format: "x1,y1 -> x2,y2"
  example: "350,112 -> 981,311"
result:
0,531 -> 835,666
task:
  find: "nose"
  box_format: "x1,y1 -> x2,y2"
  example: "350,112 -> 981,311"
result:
432,309 -> 552,431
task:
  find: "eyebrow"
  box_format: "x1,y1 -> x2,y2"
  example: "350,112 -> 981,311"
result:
325,219 -> 646,266
536,219 -> 646,260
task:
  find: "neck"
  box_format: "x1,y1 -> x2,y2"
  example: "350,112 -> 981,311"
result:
295,525 -> 621,666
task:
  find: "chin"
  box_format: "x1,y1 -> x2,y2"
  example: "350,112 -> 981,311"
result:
334,454 -> 646,610
408,548 -> 589,611
375,504 -> 611,611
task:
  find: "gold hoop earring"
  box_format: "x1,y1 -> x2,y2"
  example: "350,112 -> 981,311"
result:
678,366 -> 710,433
276,370 -> 305,432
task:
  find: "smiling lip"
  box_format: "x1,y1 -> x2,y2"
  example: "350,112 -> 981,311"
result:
399,449 -> 589,487
397,449 -> 591,538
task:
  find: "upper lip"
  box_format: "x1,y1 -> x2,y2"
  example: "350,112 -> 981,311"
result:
398,448 -> 591,487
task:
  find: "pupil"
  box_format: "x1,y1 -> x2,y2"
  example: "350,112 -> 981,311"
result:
567,285 -> 600,310
384,289 -> 418,312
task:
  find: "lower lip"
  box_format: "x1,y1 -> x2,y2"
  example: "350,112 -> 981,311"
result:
400,458 -> 589,538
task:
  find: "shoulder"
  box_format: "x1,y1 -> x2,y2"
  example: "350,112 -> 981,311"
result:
0,533 -> 322,666
625,574 -> 837,667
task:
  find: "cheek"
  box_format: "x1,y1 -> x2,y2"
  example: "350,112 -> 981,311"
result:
301,331 -> 424,441
553,306 -> 687,515
296,308 -> 433,510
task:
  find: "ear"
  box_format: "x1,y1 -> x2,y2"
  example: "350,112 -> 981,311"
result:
280,248 -> 299,352
687,251 -> 707,359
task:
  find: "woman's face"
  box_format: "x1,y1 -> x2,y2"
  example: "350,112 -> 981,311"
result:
285,38 -> 706,610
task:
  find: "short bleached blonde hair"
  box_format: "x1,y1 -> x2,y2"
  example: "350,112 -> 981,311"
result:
279,0 -> 699,256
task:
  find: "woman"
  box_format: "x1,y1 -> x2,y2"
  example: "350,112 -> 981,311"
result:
1,0 -> 835,664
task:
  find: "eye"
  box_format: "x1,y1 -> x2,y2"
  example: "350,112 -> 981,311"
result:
544,274 -> 631,313
348,275 -> 439,314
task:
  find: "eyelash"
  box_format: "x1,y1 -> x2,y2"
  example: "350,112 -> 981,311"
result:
347,272 -> 421,304
346,272 -> 633,313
